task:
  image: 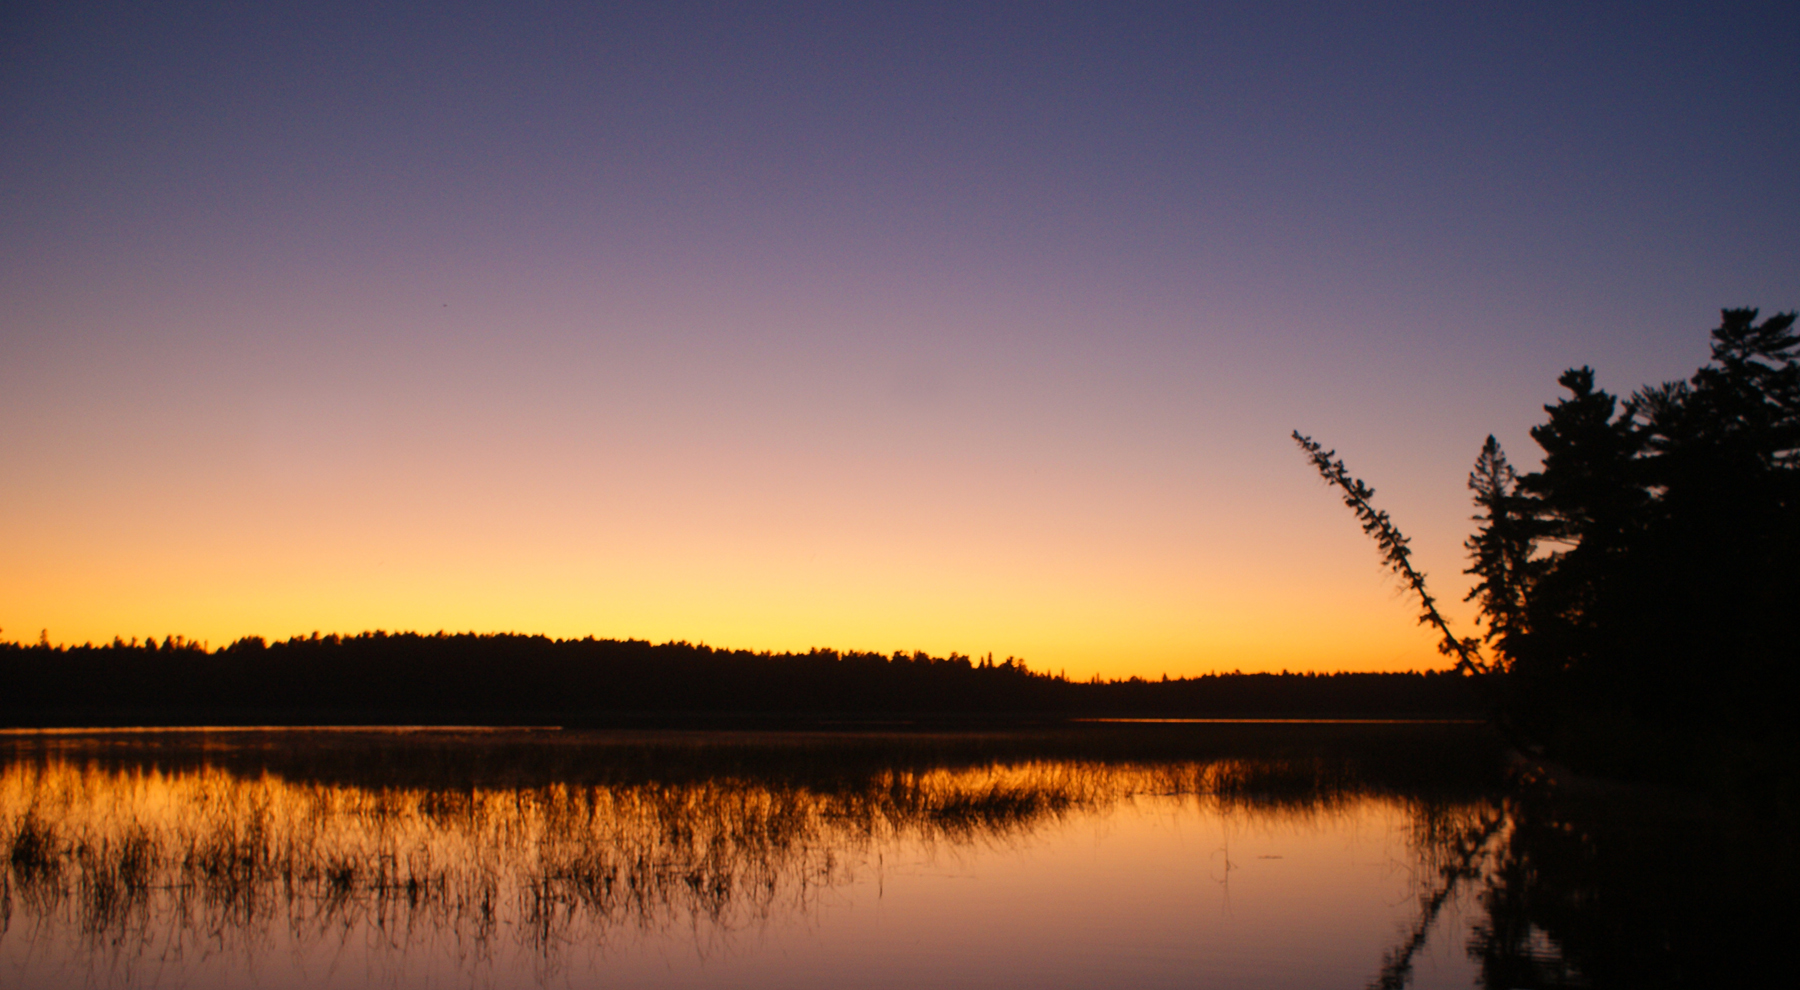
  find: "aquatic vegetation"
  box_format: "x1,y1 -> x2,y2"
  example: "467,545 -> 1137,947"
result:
8,726 -> 1768,987
1,728 -> 1490,980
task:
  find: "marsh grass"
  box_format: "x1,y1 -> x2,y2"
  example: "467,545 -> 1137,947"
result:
1,725 -> 1504,978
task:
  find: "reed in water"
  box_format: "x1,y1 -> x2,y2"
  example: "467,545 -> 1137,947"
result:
2,729 -> 1495,974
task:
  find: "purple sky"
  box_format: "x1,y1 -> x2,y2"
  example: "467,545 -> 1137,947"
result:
4,2 -> 1796,674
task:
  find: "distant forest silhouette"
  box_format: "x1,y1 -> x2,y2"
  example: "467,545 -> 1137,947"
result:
9,308 -> 1791,745
0,632 -> 1477,726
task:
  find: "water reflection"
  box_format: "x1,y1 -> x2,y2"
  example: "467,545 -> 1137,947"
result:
2,726 -> 1753,988
1,760 -> 1080,976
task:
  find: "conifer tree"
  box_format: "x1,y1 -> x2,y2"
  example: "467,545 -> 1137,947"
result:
1462,436 -> 1538,666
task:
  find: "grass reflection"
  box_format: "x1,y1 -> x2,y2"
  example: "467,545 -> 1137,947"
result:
1,726 -> 1504,982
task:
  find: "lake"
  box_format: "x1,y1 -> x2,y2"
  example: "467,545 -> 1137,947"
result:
0,724 -> 1779,988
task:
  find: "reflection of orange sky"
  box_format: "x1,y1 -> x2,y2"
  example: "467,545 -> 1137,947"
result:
0,751 -> 1481,987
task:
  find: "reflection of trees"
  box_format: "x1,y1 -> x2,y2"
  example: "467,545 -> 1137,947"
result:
1354,756 -> 1798,990
1367,803 -> 1506,990
1469,808 -> 1593,990
1463,769 -> 1790,990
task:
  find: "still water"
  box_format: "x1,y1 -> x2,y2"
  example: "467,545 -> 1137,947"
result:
0,725 -> 1760,988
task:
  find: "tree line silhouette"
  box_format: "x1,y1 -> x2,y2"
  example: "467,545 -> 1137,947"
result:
1465,308 -> 1797,739
1303,307 -> 1798,781
16,309 -> 1787,738
0,631 -> 1478,726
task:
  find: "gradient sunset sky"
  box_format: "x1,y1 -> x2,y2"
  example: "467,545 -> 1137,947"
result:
4,2 -> 1796,677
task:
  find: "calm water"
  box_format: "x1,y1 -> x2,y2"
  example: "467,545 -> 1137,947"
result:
0,726 -> 1774,988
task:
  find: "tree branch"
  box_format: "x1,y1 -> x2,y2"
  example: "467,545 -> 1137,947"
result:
1293,431 -> 1489,676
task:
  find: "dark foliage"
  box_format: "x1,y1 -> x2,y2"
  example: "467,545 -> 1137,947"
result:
1464,308 -> 1799,735
0,631 -> 1481,726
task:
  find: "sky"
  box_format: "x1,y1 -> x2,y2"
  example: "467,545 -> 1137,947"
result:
3,1 -> 1796,677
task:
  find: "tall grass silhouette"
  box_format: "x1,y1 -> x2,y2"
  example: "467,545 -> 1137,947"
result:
1,728 -> 1500,979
